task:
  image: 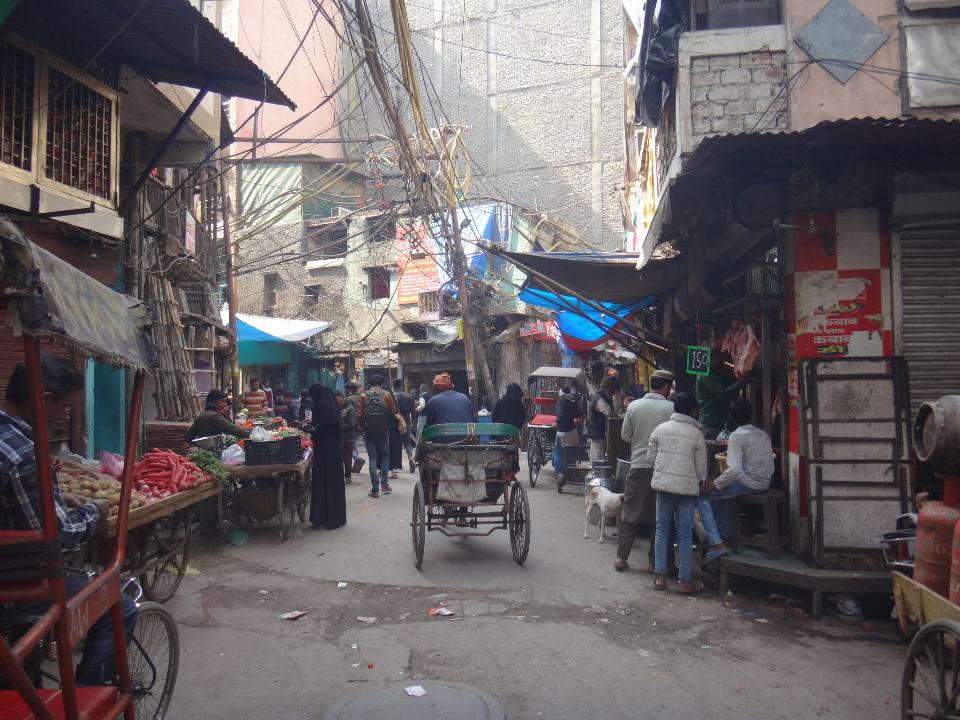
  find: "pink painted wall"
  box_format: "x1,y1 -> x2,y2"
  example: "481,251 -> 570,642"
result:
233,0 -> 343,157
786,0 -> 902,130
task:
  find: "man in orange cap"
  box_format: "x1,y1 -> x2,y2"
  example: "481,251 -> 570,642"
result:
424,373 -> 474,426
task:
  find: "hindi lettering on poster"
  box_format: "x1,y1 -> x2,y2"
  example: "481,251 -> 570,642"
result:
396,223 -> 440,306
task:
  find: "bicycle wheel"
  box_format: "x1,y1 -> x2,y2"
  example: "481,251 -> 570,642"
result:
509,481 -> 531,565
277,476 -> 295,540
140,516 -> 191,603
527,431 -> 541,488
412,481 -> 426,569
129,601 -> 179,720
901,619 -> 960,720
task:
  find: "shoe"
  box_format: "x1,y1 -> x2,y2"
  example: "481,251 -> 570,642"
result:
614,558 -> 629,572
381,483 -> 393,494
389,472 -> 399,480
409,459 -> 416,473
353,458 -> 366,474
368,490 -> 380,499
344,476 -> 353,485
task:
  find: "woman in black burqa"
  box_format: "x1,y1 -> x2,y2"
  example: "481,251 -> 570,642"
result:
308,383 -> 346,529
493,382 -> 526,431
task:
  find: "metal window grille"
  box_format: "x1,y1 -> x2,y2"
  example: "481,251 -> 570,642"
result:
45,65 -> 113,199
418,291 -> 439,315
0,43 -> 34,171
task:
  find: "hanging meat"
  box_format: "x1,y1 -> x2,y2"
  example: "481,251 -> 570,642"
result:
720,321 -> 760,376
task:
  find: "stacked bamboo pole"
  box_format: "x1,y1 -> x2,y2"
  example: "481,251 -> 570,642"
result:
147,274 -> 203,421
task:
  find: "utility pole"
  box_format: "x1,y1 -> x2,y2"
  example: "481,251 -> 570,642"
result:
450,205 -> 498,410
220,168 -> 242,412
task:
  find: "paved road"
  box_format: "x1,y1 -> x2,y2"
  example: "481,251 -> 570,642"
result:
165,459 -> 903,719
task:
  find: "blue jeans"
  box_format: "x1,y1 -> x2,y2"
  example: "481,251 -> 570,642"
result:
655,492 -> 696,582
365,433 -> 390,490
16,575 -> 137,685
704,480 -> 761,540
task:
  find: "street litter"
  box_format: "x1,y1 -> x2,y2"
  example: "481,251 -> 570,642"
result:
428,607 -> 455,617
258,590 -> 268,595
427,593 -> 448,600
337,582 -> 348,588
185,565 -> 201,576
352,663 -> 360,668
278,610 -> 309,621
356,616 -> 377,623
405,686 -> 427,697
756,618 -> 771,624
367,663 -> 374,669
701,645 -> 712,649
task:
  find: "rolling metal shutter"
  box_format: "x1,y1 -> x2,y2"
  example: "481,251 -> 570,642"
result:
900,228 -> 960,418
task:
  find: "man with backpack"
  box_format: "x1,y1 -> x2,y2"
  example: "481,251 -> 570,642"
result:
357,375 -> 400,498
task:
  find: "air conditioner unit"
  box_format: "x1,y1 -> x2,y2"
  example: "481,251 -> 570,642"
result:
330,206 -> 349,218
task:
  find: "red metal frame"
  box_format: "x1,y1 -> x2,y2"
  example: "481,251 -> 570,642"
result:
0,336 -> 144,720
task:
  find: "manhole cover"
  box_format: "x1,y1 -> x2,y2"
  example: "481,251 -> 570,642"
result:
322,681 -> 505,720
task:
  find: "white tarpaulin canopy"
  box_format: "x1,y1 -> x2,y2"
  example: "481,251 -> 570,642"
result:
221,308 -> 330,342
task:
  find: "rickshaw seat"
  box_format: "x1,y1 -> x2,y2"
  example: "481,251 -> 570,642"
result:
533,396 -> 556,407
0,687 -> 118,719
529,414 -> 557,427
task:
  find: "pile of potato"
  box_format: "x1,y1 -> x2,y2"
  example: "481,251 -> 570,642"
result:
58,461 -> 148,518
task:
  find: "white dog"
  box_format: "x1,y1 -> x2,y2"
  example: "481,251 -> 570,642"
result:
584,486 -> 624,543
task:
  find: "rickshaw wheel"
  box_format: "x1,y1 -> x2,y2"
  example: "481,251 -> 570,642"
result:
278,476 -> 296,540
412,481 -> 426,569
527,432 -> 541,488
218,479 -> 239,542
130,601 -> 180,720
140,515 -> 191,604
901,618 -> 960,720
509,481 -> 531,565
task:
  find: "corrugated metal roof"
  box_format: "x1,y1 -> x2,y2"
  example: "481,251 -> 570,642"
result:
11,0 -> 294,109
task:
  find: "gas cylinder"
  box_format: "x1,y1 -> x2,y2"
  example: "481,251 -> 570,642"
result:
916,475 -> 960,598
949,518 -> 960,605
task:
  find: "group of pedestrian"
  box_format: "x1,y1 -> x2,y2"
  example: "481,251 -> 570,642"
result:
617,367 -> 775,594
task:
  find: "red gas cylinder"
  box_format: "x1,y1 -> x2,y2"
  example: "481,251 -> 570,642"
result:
950,519 -> 960,605
915,475 -> 960,598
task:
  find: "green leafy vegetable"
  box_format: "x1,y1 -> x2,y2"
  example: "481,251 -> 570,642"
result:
188,449 -> 230,485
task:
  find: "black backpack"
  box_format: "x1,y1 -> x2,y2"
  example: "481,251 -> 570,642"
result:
363,389 -> 389,436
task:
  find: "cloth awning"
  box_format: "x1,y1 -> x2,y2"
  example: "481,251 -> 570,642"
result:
504,250 -> 687,304
222,310 -> 330,343
0,218 -> 155,370
9,0 -> 294,108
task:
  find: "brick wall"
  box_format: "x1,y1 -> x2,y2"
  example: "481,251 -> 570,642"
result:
348,0 -> 626,250
690,50 -> 787,138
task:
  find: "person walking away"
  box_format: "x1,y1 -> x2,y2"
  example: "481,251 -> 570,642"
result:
185,389 -> 252,442
554,383 -> 582,472
357,375 -> 399,498
587,377 -> 620,462
493,382 -> 526,474
345,383 -> 365,474
336,391 -> 357,484
242,377 -> 267,417
308,383 -> 346,529
699,399 -> 775,547
392,378 -> 417,473
493,382 -> 526,431
415,383 -> 431,438
696,353 -> 744,440
616,370 -> 675,572
648,392 -> 707,594
0,354 -> 137,684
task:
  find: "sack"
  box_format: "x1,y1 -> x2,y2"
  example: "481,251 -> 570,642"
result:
363,390 -> 389,436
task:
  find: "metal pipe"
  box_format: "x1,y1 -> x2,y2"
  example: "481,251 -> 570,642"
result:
221,168 -> 242,410
119,81 -> 213,212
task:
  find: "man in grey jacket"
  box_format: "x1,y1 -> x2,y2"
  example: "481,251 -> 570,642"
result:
616,370 -> 675,572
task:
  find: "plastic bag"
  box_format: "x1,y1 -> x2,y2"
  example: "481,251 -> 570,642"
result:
250,426 -> 271,442
221,444 -> 245,466
99,451 -> 125,479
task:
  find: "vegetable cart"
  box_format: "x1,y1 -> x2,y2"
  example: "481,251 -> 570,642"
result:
220,453 -> 312,540
412,423 -> 529,568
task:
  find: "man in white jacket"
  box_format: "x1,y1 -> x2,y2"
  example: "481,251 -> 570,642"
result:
649,392 -> 723,593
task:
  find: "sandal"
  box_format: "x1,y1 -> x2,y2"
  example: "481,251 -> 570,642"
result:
701,548 -> 730,566
678,580 -> 705,594
653,574 -> 666,591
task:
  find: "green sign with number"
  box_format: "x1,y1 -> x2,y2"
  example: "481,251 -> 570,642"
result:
686,346 -> 711,376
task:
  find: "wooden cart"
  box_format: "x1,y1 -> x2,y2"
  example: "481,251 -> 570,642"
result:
892,571 -> 960,719
75,483 -> 222,604
220,455 -> 312,541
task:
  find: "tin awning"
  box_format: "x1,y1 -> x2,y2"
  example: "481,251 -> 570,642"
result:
0,219 -> 155,370
9,0 -> 295,108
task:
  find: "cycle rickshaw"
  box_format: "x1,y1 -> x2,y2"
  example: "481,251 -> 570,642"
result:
524,367 -> 586,487
412,423 -> 530,568
0,220 -> 177,719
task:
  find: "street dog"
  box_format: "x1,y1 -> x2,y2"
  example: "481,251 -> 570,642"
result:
584,486 -> 624,543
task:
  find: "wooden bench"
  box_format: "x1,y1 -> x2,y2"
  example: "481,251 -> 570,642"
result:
730,489 -> 790,559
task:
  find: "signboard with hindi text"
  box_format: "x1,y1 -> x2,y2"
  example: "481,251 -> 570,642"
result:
396,222 -> 440,306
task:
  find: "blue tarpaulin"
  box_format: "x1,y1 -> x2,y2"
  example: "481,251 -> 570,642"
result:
519,287 -> 653,350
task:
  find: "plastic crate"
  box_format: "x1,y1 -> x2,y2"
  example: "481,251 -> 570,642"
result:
245,436 -> 302,466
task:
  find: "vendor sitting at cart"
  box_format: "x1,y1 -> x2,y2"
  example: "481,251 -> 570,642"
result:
185,389 -> 252,443
0,354 -> 137,685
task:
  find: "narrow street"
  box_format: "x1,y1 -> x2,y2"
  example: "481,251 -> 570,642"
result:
167,461 -> 902,720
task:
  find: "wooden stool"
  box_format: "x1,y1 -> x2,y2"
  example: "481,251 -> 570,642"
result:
730,490 -> 789,559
